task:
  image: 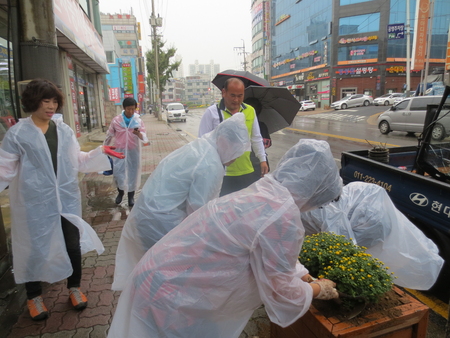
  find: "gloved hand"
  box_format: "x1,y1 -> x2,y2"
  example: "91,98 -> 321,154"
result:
103,146 -> 125,159
312,279 -> 339,300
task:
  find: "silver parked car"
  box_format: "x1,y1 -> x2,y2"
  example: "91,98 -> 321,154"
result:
377,95 -> 450,140
373,93 -> 404,106
330,94 -> 373,110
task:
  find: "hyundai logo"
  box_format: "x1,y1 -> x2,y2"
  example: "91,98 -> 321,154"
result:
409,193 -> 428,207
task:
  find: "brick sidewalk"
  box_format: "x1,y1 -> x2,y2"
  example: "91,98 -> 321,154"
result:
7,114 -> 190,338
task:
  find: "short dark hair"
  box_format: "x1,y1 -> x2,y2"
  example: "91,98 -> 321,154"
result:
223,78 -> 244,90
21,79 -> 64,113
123,97 -> 137,108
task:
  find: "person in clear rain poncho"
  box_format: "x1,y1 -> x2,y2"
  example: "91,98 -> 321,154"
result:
105,97 -> 149,207
108,139 -> 342,338
0,79 -> 123,321
301,181 -> 444,290
112,113 -> 251,290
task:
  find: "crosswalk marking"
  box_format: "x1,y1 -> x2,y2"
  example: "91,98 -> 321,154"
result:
301,113 -> 366,122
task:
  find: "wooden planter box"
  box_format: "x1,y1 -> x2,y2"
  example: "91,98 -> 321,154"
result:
271,287 -> 429,338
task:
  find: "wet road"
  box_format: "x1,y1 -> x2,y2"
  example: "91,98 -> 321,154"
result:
179,106 -> 419,168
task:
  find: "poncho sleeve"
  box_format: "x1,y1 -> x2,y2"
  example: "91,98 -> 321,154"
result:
186,156 -> 224,215
78,145 -> 111,173
0,147 -> 19,192
0,131 -> 20,192
249,201 -> 313,328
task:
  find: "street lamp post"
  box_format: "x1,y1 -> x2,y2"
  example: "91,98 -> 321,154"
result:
150,0 -> 163,121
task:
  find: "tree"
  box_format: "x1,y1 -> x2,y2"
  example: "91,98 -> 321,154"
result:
146,36 -> 181,99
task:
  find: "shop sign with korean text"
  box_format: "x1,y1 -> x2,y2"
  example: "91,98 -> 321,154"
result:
387,24 -> 404,39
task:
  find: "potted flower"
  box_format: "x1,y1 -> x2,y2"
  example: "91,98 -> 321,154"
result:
270,232 -> 430,338
299,232 -> 394,309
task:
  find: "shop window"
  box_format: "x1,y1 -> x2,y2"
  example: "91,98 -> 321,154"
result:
341,88 -> 357,98
339,13 -> 380,35
338,44 -> 378,62
79,0 -> 89,16
106,51 -> 114,64
0,38 -> 16,144
340,0 -> 372,5
364,89 -> 373,96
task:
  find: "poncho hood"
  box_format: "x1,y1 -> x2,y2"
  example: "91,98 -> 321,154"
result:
271,139 -> 342,212
202,113 -> 250,164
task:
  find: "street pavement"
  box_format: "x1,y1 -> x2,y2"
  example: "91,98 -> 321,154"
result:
6,113 -> 268,338
5,111 -> 448,338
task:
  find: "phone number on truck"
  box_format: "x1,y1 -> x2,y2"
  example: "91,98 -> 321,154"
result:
353,171 -> 392,192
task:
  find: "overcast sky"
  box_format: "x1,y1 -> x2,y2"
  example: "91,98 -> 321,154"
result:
99,0 -> 253,74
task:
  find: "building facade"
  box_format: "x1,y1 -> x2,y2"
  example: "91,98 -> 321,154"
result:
188,60 -> 220,77
162,78 -> 185,103
251,0 -> 271,81
254,0 -> 450,107
100,12 -> 146,114
332,0 -> 449,101
185,74 -> 216,105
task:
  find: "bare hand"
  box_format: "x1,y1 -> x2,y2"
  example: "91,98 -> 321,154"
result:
260,161 -> 269,177
133,129 -> 143,140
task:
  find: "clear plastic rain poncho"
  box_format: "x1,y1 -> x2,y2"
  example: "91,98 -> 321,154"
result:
0,117 -> 108,284
105,112 -> 148,192
108,139 -> 342,338
301,181 -> 444,290
112,113 -> 251,290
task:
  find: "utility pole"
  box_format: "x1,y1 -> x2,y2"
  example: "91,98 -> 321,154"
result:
406,0 -> 411,96
234,39 -> 249,71
150,0 -> 163,121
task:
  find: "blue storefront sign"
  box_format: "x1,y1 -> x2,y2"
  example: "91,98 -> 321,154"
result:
387,23 -> 405,39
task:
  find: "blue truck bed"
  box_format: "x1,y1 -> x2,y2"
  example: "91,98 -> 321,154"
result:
340,146 -> 450,236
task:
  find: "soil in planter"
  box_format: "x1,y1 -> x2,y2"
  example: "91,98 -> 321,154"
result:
312,288 -> 407,325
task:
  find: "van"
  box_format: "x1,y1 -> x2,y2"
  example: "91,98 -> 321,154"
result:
377,96 -> 450,140
166,103 -> 186,123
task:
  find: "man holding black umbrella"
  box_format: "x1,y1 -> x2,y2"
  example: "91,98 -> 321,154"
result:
198,78 -> 268,196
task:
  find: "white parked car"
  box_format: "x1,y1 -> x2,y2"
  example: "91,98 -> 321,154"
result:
166,103 -> 186,123
392,91 -> 416,105
373,93 -> 404,106
299,100 -> 316,111
330,94 -> 373,110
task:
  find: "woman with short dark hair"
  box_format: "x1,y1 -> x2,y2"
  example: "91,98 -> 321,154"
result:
0,79 -> 123,321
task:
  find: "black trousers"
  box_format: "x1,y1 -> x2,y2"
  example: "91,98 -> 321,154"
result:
25,217 -> 82,300
219,172 -> 257,197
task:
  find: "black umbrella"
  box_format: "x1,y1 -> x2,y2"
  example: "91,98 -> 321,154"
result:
244,86 -> 301,134
212,70 -> 270,89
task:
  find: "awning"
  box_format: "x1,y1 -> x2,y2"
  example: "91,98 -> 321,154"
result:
54,0 -> 109,74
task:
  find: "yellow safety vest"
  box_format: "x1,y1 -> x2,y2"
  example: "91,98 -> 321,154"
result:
222,102 -> 255,176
